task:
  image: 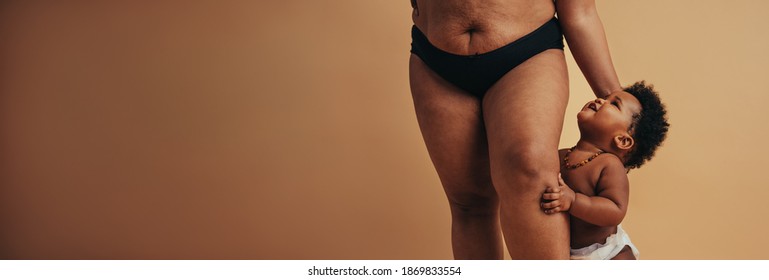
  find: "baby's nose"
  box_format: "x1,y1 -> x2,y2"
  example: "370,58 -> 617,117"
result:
595,98 -> 606,104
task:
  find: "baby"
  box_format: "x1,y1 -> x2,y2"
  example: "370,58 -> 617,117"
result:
541,81 -> 669,260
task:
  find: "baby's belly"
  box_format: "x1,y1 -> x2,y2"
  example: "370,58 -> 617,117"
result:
570,219 -> 619,249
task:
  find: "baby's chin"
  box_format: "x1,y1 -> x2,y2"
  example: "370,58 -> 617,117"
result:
576,110 -> 592,122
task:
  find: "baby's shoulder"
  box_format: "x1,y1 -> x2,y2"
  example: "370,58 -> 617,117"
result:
592,153 -> 630,190
592,153 -> 626,173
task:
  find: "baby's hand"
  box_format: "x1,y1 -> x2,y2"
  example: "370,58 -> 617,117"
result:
541,174 -> 575,214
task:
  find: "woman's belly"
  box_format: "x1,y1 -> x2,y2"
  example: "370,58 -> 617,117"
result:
412,0 -> 556,55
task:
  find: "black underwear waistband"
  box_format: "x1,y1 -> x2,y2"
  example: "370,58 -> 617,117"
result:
410,18 -> 564,96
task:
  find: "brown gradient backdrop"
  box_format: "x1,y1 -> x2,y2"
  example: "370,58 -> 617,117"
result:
0,0 -> 767,259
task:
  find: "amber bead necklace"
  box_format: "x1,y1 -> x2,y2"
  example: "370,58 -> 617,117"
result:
563,146 -> 604,169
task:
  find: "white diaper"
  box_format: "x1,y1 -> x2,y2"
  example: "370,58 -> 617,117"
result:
570,225 -> 640,260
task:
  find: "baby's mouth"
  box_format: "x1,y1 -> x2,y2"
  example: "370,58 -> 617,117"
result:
588,102 -> 598,111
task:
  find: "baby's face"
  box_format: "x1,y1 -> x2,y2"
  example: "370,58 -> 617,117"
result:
577,91 -> 642,137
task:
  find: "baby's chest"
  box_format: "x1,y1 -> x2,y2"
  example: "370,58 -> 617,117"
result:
570,180 -> 597,196
560,168 -> 601,196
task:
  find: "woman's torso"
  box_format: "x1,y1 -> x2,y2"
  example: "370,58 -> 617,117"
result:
411,0 -> 556,55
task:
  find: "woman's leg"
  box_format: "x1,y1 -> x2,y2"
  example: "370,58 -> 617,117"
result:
482,49 -> 570,259
409,54 -> 503,259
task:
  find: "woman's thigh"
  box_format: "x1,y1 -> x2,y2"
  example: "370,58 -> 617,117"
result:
409,54 -> 496,210
482,49 -> 569,198
481,49 -> 570,259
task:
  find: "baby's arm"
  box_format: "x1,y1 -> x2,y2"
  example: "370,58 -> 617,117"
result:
541,161 -> 630,227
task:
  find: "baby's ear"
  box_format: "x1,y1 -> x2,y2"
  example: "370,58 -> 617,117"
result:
613,133 -> 634,151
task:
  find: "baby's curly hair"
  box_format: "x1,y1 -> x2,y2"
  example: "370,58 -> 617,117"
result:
624,81 -> 670,169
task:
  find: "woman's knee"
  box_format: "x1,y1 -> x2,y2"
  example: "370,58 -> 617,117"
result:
489,147 -> 559,200
444,185 -> 499,218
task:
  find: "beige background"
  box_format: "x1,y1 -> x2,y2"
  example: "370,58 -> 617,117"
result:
1,0 -> 767,259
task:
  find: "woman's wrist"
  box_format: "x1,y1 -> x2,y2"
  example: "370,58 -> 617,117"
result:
595,86 -> 623,99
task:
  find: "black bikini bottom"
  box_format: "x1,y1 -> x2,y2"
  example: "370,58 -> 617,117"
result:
410,18 -> 564,97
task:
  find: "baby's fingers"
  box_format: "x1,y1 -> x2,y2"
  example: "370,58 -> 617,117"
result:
558,173 -> 566,187
541,200 -> 562,210
542,192 -> 562,200
544,207 -> 562,214
544,186 -> 562,194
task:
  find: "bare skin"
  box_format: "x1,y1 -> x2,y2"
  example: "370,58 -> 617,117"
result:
542,92 -> 643,259
409,0 -> 622,259
551,150 -> 636,260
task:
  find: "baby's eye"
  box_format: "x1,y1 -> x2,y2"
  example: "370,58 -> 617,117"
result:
612,101 -> 619,108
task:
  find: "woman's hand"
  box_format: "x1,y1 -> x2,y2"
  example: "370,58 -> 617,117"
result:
541,174 -> 576,214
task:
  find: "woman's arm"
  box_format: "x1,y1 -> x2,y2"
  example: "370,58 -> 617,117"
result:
556,0 -> 622,98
